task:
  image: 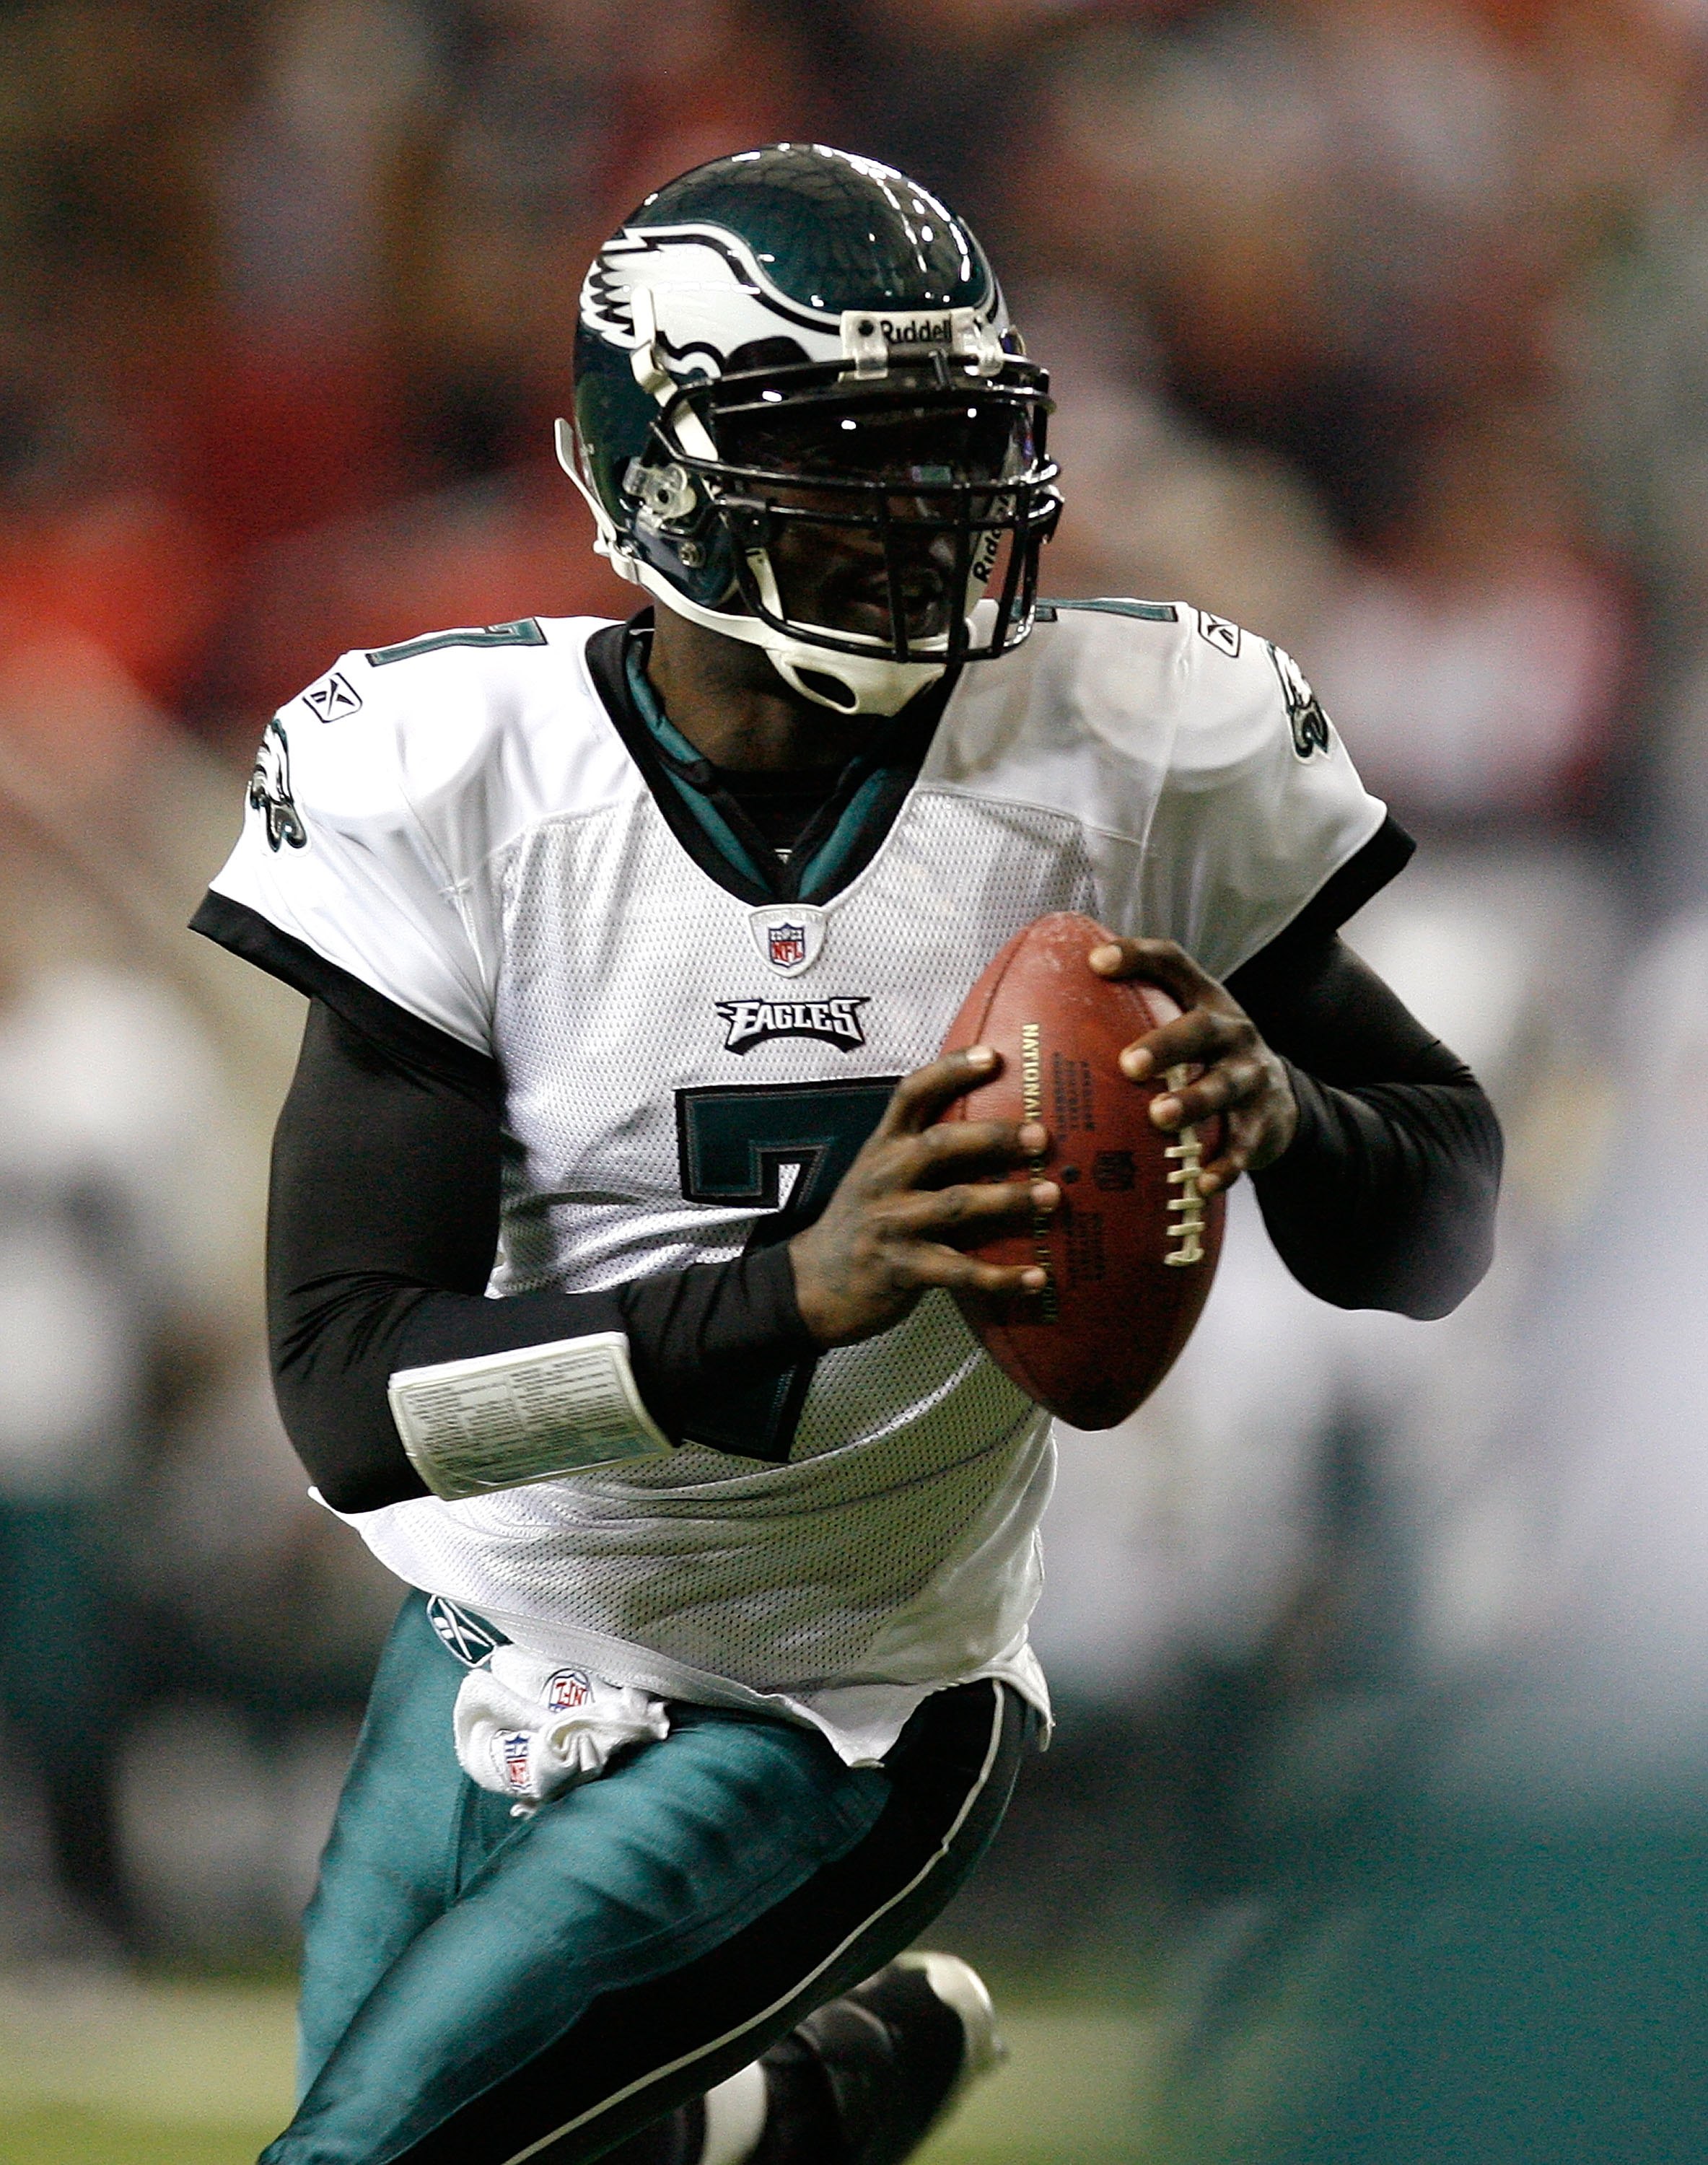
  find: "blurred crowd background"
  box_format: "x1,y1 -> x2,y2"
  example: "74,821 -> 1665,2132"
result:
4,0 -> 1708,2156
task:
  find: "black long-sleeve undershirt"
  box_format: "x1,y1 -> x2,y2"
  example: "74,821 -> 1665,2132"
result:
268,1002 -> 817,1512
1232,928 -> 1500,1317
266,931 -> 1499,1515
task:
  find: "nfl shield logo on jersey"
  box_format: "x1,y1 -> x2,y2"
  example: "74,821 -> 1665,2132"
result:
768,922 -> 807,969
748,903 -> 827,978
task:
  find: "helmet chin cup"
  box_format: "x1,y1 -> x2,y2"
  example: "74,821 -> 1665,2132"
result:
966,596 -> 1000,653
626,556 -> 945,717
765,643 -> 945,717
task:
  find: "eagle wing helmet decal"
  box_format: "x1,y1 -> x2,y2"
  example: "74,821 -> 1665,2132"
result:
579,225 -> 851,372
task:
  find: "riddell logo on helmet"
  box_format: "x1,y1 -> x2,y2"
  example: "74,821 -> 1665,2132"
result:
872,312 -> 955,346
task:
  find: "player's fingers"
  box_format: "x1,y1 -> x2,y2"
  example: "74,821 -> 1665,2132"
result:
891,1244 -> 1049,1300
882,1178 -> 1058,1240
1118,1006 -> 1245,1082
1149,1053 -> 1268,1129
883,1046 -> 1002,1137
1198,1099 -> 1293,1193
1196,1155 -> 1243,1196
905,1117 -> 1048,1185
1087,935 -> 1219,1006
1196,1131 -> 1255,1194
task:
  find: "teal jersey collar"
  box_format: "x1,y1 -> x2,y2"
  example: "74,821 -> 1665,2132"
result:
624,639 -> 777,893
618,628 -> 947,906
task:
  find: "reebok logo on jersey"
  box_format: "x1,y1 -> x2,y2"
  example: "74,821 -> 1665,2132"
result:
1197,612 -> 1240,658
716,997 -> 870,1056
425,1595 -> 505,1668
302,669 -> 362,721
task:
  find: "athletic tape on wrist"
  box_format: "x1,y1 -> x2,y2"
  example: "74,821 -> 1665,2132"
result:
387,1331 -> 674,1499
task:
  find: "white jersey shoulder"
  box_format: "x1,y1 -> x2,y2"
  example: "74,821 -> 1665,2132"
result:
932,598 -> 1385,978
279,614 -> 634,834
208,615 -> 631,1051
208,600 -> 1388,1046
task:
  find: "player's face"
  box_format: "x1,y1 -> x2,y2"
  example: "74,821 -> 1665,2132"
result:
717,395 -> 1033,650
767,490 -> 960,647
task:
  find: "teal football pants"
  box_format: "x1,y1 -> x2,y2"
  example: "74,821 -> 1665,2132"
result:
260,1593 -> 1030,2165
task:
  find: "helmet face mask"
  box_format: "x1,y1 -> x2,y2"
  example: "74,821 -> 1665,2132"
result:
664,358 -> 1056,664
563,146 -> 1062,717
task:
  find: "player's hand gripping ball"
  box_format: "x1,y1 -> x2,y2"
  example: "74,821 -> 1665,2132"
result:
941,912 -> 1228,1428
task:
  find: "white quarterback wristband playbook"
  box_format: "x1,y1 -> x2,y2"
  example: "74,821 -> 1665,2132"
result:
387,1332 -> 674,1500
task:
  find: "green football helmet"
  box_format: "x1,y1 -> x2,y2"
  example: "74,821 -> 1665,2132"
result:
559,144 -> 1061,717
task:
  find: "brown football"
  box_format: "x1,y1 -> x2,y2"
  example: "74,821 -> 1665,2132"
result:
940,911 -> 1226,1429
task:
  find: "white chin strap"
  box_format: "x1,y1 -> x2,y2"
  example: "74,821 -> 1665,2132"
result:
557,416 -> 949,718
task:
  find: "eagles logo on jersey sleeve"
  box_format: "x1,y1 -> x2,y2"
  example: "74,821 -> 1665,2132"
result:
1266,641 -> 1335,761
195,623 -> 619,1055
932,599 -> 1389,982
1137,610 -> 1382,976
246,718 -> 307,853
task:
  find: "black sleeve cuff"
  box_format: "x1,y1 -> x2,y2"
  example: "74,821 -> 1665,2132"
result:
191,890 -> 499,1104
1280,812 -> 1416,948
1258,1061 -> 1343,1197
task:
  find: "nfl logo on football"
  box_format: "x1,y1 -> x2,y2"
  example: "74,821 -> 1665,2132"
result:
768,922 -> 807,971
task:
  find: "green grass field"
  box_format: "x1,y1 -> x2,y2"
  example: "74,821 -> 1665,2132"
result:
0,1979 -> 1156,2165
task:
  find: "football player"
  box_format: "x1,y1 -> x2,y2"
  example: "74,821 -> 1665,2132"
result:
193,145 -> 1499,2165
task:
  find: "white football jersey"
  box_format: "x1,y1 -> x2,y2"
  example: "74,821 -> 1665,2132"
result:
204,603 -> 1388,1762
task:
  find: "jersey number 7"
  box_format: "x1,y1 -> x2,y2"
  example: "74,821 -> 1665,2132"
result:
675,1077 -> 897,1461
